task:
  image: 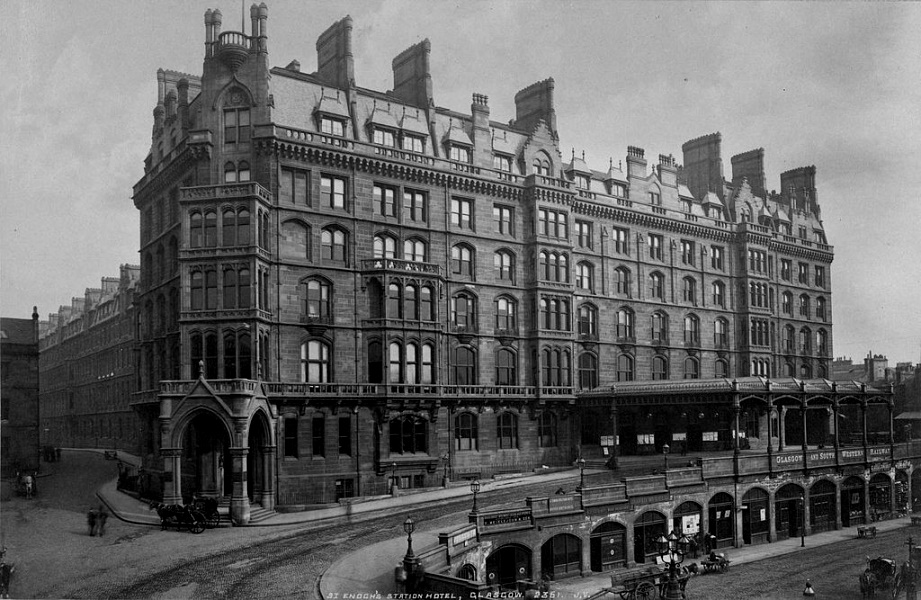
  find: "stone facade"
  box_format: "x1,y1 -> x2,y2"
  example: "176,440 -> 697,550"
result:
128,5 -> 838,520
37,265 -> 142,455
1,313 -> 40,477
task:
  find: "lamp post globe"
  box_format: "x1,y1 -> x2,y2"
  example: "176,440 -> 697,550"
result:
578,457 -> 586,490
662,443 -> 670,472
656,529 -> 688,600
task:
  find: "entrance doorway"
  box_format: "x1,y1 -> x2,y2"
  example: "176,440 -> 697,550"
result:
247,411 -> 271,504
486,544 -> 531,590
180,412 -> 231,502
590,521 -> 626,572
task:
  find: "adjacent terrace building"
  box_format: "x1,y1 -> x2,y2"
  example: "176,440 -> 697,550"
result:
1,312 -> 40,477
38,265 -> 142,455
126,5 -> 897,527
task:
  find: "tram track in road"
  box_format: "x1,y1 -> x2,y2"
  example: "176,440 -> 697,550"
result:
94,474 -> 583,600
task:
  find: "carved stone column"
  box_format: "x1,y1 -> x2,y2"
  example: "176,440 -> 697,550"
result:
260,444 -> 276,510
229,446 -> 251,525
161,447 -> 183,505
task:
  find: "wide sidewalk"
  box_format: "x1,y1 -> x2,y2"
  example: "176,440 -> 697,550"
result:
320,514 -> 914,599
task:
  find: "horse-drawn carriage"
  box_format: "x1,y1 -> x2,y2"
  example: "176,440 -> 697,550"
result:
149,501 -> 208,534
190,496 -> 222,529
859,556 -> 904,600
602,564 -> 693,600
700,552 -> 731,574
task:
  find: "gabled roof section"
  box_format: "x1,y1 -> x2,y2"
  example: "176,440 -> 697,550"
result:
399,108 -> 430,136
316,91 -> 351,120
367,103 -> 399,129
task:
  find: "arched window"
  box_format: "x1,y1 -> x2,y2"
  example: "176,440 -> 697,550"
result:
374,234 -> 397,259
684,357 -> 700,379
367,340 -> 383,384
542,348 -> 571,387
190,212 -> 203,248
817,363 -> 828,378
495,250 -> 514,282
388,283 -> 402,319
683,276 -> 697,304
784,325 -> 796,352
452,244 -> 474,277
223,332 -> 238,378
389,342 -> 403,383
497,412 -> 519,449
404,238 -> 427,262
651,311 -> 668,344
578,304 -> 597,337
816,297 -> 827,321
652,355 -> 668,380
800,363 -> 812,378
817,329 -> 828,355
538,412 -> 558,447
237,161 -> 250,182
684,314 -> 700,345
615,266 -> 631,296
405,342 -> 419,384
420,286 -> 435,321
800,327 -> 812,353
800,294 -> 811,318
714,317 -> 728,347
390,416 -> 427,454
237,209 -> 251,245
496,348 -> 517,386
238,268 -> 251,308
204,211 -> 217,247
421,342 -> 435,384
404,284 -> 418,320
616,308 -> 634,339
224,161 -> 238,183
495,296 -> 517,331
452,293 -> 476,329
455,412 -> 478,451
715,359 -> 729,378
223,209 -> 238,246
649,272 -> 664,299
454,346 -> 477,385
578,352 -> 598,390
576,262 -> 594,292
533,154 -> 551,176
321,227 -> 347,262
301,340 -> 331,382
782,292 -> 793,315
190,271 -> 204,310
205,269 -> 218,309
712,281 -> 726,307
617,354 -> 634,382
306,279 -> 331,319
784,361 -> 795,377
223,268 -> 238,309
457,564 -> 477,582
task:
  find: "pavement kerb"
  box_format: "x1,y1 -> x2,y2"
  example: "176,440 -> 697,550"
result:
94,464 -> 585,529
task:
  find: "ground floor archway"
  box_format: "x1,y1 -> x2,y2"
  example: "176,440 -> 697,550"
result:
590,521 -> 626,572
486,544 -> 531,590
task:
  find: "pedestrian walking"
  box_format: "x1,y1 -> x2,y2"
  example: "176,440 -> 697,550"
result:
22,473 -> 33,500
96,505 -> 109,537
0,548 -> 14,599
87,507 -> 98,536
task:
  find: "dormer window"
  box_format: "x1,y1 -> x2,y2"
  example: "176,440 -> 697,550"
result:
320,117 -> 345,137
372,128 -> 396,147
493,154 -> 512,172
449,145 -> 471,163
575,174 -> 590,189
402,134 -> 425,153
610,183 -> 627,198
649,192 -> 661,206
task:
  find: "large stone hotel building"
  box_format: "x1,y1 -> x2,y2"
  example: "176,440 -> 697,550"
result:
40,7 -> 914,573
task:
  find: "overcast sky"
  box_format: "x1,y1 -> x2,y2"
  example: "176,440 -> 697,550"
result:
2,1 -> 919,365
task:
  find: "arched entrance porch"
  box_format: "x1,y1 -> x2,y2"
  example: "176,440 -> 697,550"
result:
180,411 -> 232,502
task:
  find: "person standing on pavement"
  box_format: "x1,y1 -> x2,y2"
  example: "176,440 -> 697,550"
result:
96,505 -> 109,537
0,548 -> 14,599
22,473 -> 33,500
87,507 -> 98,536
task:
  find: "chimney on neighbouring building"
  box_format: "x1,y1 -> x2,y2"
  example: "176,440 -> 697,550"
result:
682,132 -> 724,201
731,148 -> 766,198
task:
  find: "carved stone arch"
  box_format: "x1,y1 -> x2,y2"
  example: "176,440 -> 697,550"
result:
212,77 -> 257,111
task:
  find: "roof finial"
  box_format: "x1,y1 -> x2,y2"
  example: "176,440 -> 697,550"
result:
582,150 -> 585,161
571,147 -> 575,161
609,157 -> 614,170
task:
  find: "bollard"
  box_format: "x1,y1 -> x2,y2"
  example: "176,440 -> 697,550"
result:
803,579 -> 816,596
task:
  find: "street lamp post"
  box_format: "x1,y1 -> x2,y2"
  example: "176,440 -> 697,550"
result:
656,530 -> 690,600
906,535 -> 917,600
391,462 -> 397,494
663,443 -> 670,472
800,494 -> 806,548
578,457 -> 586,491
403,517 -> 418,592
470,479 -> 481,515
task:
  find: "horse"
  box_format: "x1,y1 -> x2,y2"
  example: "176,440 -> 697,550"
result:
859,569 -> 877,600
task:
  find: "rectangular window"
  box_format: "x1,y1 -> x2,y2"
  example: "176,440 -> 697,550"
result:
449,145 -> 471,163
338,415 -> 352,456
538,208 -> 568,239
575,220 -> 593,249
451,198 -> 473,229
575,174 -> 590,189
284,417 -> 298,458
610,183 -> 627,198
321,175 -> 347,209
711,246 -> 724,270
493,154 -> 512,172
494,205 -> 514,236
799,226 -> 808,239
681,240 -> 695,266
798,262 -> 809,284
612,227 -> 628,254
372,128 -> 396,147
402,134 -> 424,153
312,416 -> 325,457
403,189 -> 427,223
373,184 -> 397,217
320,117 -> 344,136
814,266 -> 825,288
223,107 -> 251,149
781,259 -> 792,281
280,167 -> 309,205
648,234 -> 663,260
748,250 -> 767,274
649,192 -> 661,205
